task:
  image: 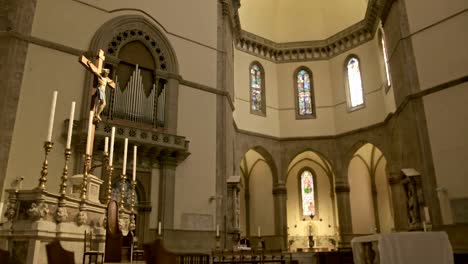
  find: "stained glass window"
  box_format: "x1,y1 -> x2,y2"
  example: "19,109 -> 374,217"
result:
250,63 -> 264,114
301,170 -> 315,217
381,34 -> 391,87
297,69 -> 313,116
346,57 -> 364,108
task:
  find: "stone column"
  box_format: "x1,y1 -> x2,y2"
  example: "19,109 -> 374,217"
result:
226,176 -> 241,249
165,78 -> 179,134
0,0 -> 38,199
272,183 -> 287,250
388,171 -> 408,231
158,158 -> 177,231
335,183 -> 353,247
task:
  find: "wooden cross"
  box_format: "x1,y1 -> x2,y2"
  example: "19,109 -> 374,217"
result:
79,49 -> 116,90
78,49 -> 116,156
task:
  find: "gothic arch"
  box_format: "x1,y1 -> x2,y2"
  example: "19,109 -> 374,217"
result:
82,15 -> 180,133
89,15 -> 178,73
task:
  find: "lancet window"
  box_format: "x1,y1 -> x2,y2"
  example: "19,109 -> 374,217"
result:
102,41 -> 167,127
250,62 -> 266,116
345,56 -> 365,110
294,67 -> 316,119
379,29 -> 392,91
300,170 -> 316,217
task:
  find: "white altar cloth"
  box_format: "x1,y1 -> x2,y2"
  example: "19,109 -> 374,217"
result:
351,232 -> 453,264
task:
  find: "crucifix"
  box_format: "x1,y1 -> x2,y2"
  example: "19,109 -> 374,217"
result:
79,49 -> 116,123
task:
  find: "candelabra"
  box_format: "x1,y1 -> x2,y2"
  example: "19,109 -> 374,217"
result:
58,148 -> 72,207
80,154 -> 92,208
130,180 -> 136,230
119,173 -> 127,210
37,141 -> 53,190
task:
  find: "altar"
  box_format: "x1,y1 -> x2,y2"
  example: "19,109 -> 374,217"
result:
351,232 -> 454,264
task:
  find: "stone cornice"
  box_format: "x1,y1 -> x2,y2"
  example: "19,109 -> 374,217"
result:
233,0 -> 388,63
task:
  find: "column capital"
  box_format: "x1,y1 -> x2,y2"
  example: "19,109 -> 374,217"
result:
335,184 -> 350,193
272,184 -> 287,195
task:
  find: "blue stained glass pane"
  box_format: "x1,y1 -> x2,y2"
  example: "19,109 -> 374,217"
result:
297,70 -> 313,115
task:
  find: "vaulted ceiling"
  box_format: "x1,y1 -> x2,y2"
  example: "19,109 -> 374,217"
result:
239,0 -> 368,43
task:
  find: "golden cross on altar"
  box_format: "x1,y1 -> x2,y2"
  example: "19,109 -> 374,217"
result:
79,49 -> 116,123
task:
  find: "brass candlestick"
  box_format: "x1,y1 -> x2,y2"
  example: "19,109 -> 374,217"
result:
119,173 -> 127,210
37,141 -> 53,190
102,152 -> 109,203
80,154 -> 92,207
130,180 -> 136,230
107,165 -> 113,204
59,148 -> 72,201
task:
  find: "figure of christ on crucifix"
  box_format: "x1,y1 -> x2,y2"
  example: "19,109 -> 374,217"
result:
79,49 -> 116,123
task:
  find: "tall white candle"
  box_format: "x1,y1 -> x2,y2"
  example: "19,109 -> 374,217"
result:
85,110 -> 94,155
109,127 -> 115,166
46,91 -> 58,142
104,137 -> 109,153
122,138 -> 128,173
132,145 -> 137,181
158,221 -> 162,235
65,101 -> 75,148
424,206 -> 431,223
216,224 -> 220,237
257,226 -> 261,237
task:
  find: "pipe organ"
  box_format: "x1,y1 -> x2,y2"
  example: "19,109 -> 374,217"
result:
103,65 -> 166,127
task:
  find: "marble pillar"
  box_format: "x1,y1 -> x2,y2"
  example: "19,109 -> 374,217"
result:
388,172 -> 408,230
335,183 -> 353,247
272,183 -> 287,250
158,158 -> 177,231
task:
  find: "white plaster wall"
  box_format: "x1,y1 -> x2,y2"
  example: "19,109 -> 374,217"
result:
249,161 -> 275,236
331,39 -> 387,134
175,86 -> 217,229
423,83 -> 468,199
404,0 -> 467,35
234,50 -> 280,137
348,156 -> 375,234
411,11 -> 468,90
277,61 -> 336,137
32,0 -> 217,50
238,0 -> 279,41
235,37 -> 388,137
375,159 -> 395,233
286,157 -> 336,239
5,45 -> 85,199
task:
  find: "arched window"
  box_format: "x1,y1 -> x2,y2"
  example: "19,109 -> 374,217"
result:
379,28 -> 392,92
250,62 -> 266,116
345,55 -> 365,110
294,67 -> 316,119
300,170 -> 316,217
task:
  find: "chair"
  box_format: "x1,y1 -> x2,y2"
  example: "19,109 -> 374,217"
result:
83,230 -> 104,264
46,240 -> 74,264
131,234 -> 145,263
